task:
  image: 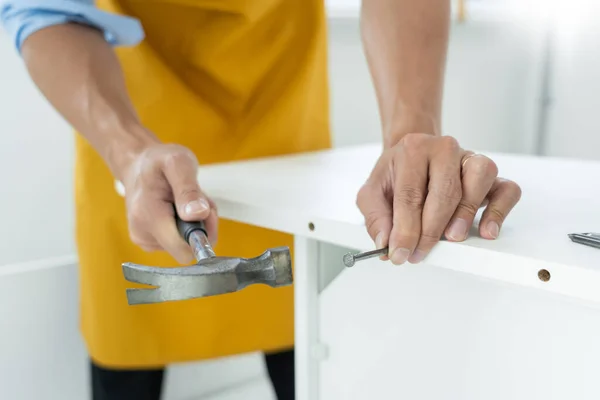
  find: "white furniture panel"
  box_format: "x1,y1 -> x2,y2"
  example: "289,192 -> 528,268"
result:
188,144 -> 600,399
319,261 -> 600,400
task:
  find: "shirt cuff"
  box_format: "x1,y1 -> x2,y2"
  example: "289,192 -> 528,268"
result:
0,0 -> 145,53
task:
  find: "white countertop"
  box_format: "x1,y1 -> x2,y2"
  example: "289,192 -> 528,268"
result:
197,143 -> 600,304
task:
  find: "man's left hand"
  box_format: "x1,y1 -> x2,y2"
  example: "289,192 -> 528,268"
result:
356,133 -> 522,265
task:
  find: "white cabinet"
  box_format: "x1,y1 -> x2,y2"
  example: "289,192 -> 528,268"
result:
319,259 -> 600,400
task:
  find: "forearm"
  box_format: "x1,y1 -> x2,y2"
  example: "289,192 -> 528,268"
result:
21,23 -> 158,179
360,0 -> 451,147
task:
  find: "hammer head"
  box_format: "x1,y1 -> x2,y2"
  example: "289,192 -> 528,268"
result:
122,246 -> 292,305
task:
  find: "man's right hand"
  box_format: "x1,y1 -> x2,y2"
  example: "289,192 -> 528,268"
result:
17,23 -> 217,264
119,143 -> 219,264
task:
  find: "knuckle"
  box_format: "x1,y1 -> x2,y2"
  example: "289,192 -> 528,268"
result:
140,244 -> 158,252
456,200 -> 479,216
364,209 -> 383,236
128,231 -> 146,247
178,187 -> 201,199
128,204 -> 146,225
391,232 -> 421,247
507,180 -> 523,201
471,156 -> 498,177
439,135 -> 460,151
485,158 -> 499,177
355,184 -> 371,209
487,206 -> 506,221
394,186 -> 426,209
399,133 -> 428,154
399,133 -> 421,146
356,183 -> 382,210
163,146 -> 196,169
418,231 -> 442,246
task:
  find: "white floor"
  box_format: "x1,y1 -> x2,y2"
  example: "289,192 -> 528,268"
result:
199,379 -> 275,400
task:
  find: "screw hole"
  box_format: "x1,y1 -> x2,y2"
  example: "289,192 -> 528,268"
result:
538,269 -> 551,282
308,222 -> 315,231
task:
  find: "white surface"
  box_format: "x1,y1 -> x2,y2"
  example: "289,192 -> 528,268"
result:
294,237 -> 322,400
198,144 -> 600,304
0,32 -> 76,266
0,257 -> 89,400
319,257 -> 600,400
544,0 -> 600,160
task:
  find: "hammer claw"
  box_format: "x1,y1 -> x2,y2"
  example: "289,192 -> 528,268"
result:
125,288 -> 161,305
122,262 -> 179,286
126,287 -> 212,305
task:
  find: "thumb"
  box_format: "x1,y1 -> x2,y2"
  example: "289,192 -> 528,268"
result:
162,148 -> 211,221
356,183 -> 393,256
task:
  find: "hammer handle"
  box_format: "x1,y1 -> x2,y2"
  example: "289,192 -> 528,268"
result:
174,206 -> 208,244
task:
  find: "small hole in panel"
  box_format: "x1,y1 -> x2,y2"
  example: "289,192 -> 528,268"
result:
308,222 -> 315,231
538,269 -> 551,282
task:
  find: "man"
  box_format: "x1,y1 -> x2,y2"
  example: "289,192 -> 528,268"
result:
1,0 -> 521,399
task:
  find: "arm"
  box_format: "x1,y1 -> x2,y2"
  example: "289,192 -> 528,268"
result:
360,0 -> 451,147
357,0 -> 521,266
21,24 -> 158,179
1,1 -> 218,263
1,0 -> 152,179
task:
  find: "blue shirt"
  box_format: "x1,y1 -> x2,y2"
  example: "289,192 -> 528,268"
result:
0,0 -> 145,53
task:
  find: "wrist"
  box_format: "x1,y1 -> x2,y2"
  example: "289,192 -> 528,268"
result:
383,111 -> 441,148
103,123 -> 161,182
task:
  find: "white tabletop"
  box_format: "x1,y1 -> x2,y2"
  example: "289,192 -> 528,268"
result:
197,143 -> 600,304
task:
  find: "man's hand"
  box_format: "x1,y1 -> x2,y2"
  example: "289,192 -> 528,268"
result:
356,133 -> 521,265
120,143 -> 219,265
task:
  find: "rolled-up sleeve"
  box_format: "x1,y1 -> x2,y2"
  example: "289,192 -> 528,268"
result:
0,0 -> 145,53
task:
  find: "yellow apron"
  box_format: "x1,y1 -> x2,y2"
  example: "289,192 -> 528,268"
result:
75,0 -> 331,368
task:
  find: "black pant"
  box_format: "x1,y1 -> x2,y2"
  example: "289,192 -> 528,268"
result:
91,349 -> 294,400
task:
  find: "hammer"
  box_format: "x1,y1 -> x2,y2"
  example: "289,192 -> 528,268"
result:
121,209 -> 293,305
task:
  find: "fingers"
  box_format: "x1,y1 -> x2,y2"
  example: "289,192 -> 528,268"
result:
356,180 -> 393,260
479,178 -> 522,239
357,133 -> 521,267
127,193 -> 194,264
125,144 -> 219,264
444,152 -> 497,242
409,137 -> 462,263
150,203 -> 196,264
161,146 -> 211,221
388,146 -> 429,265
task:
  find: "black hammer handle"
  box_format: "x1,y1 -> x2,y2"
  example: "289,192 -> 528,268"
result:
174,205 -> 208,244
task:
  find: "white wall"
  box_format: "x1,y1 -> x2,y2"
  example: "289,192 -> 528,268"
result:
327,14 -> 547,153
543,0 -> 600,160
0,35 -> 76,265
0,1 -> 596,398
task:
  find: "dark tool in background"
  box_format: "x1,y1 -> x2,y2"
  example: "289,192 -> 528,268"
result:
121,207 -> 293,305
